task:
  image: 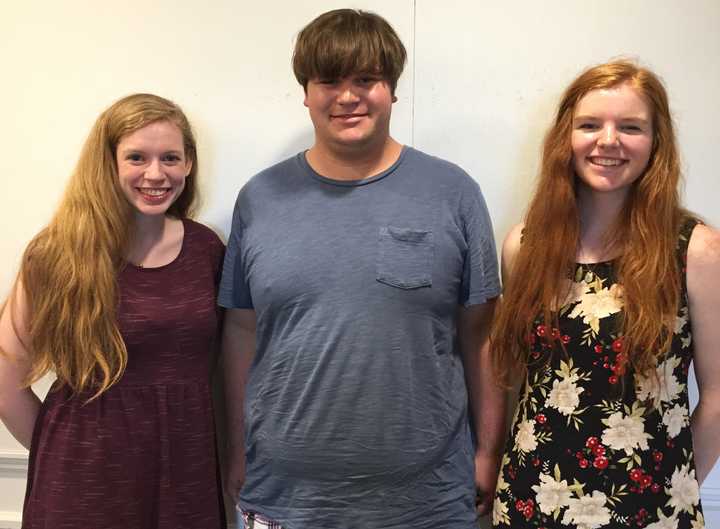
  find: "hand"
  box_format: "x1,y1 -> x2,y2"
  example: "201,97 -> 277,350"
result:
474,450 -> 501,516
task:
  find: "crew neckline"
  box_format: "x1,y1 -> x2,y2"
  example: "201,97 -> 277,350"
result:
126,218 -> 188,272
299,145 -> 408,187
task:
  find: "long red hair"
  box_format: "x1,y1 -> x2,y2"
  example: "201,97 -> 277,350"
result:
491,60 -> 688,387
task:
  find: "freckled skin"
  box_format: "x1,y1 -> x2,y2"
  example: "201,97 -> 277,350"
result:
116,121 -> 191,218
571,83 -> 653,201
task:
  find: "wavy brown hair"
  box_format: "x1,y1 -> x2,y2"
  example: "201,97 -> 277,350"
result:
5,93 -> 198,399
292,8 -> 407,94
491,60 -> 688,387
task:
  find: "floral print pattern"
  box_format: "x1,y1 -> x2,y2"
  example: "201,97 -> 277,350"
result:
493,220 -> 705,528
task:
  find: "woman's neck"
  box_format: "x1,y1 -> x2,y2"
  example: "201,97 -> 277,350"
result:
576,186 -> 629,263
127,215 -> 184,268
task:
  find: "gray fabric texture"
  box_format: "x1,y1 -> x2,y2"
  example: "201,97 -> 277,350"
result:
218,146 -> 500,529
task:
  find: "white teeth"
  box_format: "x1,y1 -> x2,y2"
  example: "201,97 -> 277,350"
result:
591,157 -> 623,166
140,188 -> 168,196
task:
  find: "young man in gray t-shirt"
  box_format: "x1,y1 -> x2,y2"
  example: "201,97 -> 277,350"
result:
219,9 -> 506,529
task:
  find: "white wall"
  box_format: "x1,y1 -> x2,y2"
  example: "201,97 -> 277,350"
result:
413,0 -> 720,243
1,1 -> 718,527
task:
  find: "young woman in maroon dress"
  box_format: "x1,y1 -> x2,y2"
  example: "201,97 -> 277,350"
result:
0,94 -> 226,528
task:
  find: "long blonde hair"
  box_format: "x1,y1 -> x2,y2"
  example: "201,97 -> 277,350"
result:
9,93 -> 198,398
491,60 -> 687,387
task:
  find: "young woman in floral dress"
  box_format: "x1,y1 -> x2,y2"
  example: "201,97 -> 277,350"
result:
491,61 -> 720,529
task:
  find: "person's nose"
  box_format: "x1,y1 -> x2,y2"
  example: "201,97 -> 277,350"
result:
144,158 -> 165,180
337,81 -> 360,105
597,125 -> 619,148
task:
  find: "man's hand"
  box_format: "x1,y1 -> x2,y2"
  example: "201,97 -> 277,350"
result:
458,302 -> 506,517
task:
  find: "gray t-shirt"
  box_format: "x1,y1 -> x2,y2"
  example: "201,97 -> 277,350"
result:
219,146 -> 500,529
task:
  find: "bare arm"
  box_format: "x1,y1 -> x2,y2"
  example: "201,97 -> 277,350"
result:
458,298 -> 505,515
457,223 -> 524,515
500,222 -> 524,284
221,308 -> 257,500
0,283 -> 41,450
687,224 -> 720,484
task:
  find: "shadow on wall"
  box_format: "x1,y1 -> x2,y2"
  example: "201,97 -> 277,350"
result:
199,127 -> 316,242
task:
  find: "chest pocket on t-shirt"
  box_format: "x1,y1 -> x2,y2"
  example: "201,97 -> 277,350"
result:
376,226 -> 433,289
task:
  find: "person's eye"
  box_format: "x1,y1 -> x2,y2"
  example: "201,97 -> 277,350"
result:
621,124 -> 643,133
125,153 -> 144,163
162,154 -> 182,163
577,123 -> 598,130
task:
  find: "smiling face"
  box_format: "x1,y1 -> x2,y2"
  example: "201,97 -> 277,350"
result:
571,82 -> 654,200
304,73 -> 395,154
115,120 -> 192,219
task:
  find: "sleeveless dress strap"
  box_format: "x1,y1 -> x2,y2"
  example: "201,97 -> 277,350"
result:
677,215 -> 701,296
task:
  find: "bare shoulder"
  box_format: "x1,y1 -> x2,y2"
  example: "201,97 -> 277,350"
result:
687,223 -> 720,296
688,223 -> 720,263
501,222 -> 525,282
0,279 -> 32,362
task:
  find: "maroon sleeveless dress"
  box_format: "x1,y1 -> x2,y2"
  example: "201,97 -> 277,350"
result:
22,219 -> 226,529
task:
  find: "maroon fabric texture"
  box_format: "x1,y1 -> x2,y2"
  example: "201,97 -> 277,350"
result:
22,219 -> 226,529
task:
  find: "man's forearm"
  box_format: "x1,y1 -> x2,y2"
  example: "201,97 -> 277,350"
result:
220,309 -> 257,496
458,300 -> 508,454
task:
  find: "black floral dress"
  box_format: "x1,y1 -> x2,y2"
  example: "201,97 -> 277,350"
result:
493,220 -> 705,529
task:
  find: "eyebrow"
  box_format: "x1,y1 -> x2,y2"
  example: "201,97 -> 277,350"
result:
118,148 -> 184,155
573,115 -> 650,125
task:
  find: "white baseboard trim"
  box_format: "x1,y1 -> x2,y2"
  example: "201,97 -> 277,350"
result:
0,450 -> 27,528
0,450 -> 28,478
702,485 -> 720,511
0,510 -> 21,529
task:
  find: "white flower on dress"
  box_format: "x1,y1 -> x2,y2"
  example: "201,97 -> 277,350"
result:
496,467 -> 508,492
601,411 -> 651,455
515,419 -> 538,452
532,473 -> 573,515
634,356 -> 683,410
567,283 -> 623,333
674,307 -> 688,334
546,374 -> 584,416
667,464 -> 700,514
559,279 -> 590,308
690,511 -> 706,529
492,496 -> 510,526
681,335 -> 693,349
645,511 -> 679,529
561,490 -> 611,529
662,404 -> 690,438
